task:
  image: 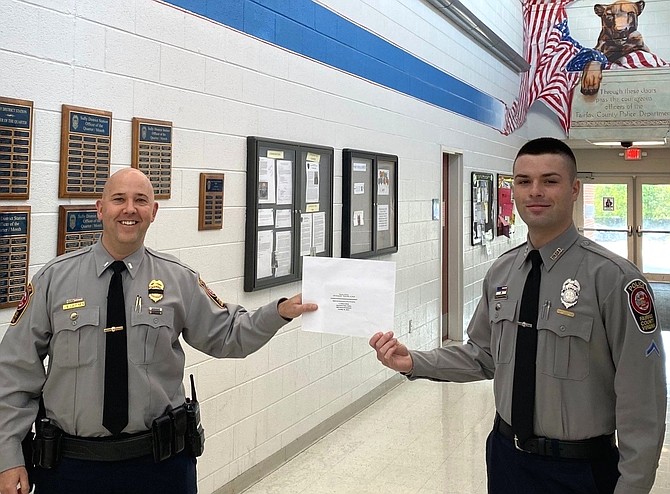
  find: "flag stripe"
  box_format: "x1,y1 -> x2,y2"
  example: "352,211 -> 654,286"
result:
504,0 -> 669,135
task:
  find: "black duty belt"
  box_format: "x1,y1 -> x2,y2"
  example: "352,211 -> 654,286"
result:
61,431 -> 154,462
494,414 -> 616,460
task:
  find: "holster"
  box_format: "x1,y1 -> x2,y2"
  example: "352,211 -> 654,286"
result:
33,418 -> 63,469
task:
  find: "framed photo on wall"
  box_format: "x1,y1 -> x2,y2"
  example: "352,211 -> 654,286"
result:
497,174 -> 515,238
471,172 -> 494,245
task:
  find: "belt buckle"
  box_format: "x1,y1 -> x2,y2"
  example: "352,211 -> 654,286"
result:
513,435 -> 526,452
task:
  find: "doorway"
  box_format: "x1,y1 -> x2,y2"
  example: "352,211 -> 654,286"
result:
575,174 -> 670,281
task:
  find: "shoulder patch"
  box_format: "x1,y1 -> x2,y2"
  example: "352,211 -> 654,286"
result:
10,283 -> 34,326
625,279 -> 657,333
198,277 -> 226,310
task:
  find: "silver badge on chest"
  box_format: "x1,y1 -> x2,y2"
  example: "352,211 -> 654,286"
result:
560,279 -> 580,309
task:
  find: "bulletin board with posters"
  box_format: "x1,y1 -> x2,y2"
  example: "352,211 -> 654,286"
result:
471,172 -> 494,245
244,137 -> 334,292
497,174 -> 515,238
342,149 -> 398,258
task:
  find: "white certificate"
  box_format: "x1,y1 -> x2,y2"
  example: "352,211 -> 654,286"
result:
276,160 -> 293,205
301,256 -> 396,338
258,209 -> 274,227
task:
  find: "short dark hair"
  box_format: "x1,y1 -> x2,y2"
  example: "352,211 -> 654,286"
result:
514,137 -> 577,180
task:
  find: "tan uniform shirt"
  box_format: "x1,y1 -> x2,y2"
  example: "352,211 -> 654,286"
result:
408,225 -> 666,494
0,241 -> 289,472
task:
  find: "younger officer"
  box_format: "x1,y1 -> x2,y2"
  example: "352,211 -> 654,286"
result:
0,168 -> 317,494
370,138 -> 666,493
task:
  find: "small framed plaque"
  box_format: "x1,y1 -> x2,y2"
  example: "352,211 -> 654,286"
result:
199,173 -> 224,230
59,105 -> 112,198
0,206 -> 30,309
57,205 -> 103,255
132,117 -> 172,199
0,97 -> 33,199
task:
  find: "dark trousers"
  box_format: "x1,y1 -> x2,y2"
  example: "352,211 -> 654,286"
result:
33,451 -> 197,494
486,430 -> 620,494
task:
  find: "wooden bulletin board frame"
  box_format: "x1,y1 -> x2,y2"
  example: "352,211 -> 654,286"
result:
471,172 -> 494,245
131,117 -> 172,199
57,205 -> 103,255
59,105 -> 112,198
342,149 -> 398,258
0,96 -> 33,200
244,137 -> 334,292
198,173 -> 224,230
0,206 -> 30,309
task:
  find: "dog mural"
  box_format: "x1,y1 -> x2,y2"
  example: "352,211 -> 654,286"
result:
578,0 -> 664,95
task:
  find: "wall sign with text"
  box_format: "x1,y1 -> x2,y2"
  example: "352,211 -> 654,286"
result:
198,173 -> 224,230
0,206 -> 30,309
57,205 -> 103,255
0,97 -> 32,200
59,105 -> 112,198
132,117 -> 172,199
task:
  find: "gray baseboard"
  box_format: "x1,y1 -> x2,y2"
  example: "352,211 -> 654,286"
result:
213,374 -> 405,494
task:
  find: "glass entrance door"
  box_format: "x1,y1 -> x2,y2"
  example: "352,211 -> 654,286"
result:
576,176 -> 632,260
638,178 -> 670,281
576,175 -> 670,281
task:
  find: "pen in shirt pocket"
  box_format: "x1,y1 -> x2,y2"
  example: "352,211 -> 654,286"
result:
135,295 -> 142,313
542,300 -> 551,319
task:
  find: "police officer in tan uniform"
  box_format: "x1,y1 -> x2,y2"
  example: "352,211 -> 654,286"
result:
0,168 -> 317,494
370,138 -> 666,493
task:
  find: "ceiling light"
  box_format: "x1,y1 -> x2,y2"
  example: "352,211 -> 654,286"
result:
589,140 -> 666,147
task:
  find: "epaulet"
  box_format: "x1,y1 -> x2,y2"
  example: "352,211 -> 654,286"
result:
500,242 -> 526,259
145,246 -> 198,276
42,245 -> 93,269
579,237 -> 635,273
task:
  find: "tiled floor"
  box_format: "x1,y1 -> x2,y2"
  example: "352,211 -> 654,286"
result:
242,331 -> 670,494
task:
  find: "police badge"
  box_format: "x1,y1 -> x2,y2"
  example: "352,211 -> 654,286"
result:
148,279 -> 164,303
560,279 -> 580,309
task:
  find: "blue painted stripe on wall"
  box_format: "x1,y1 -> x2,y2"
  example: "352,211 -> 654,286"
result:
165,0 -> 506,130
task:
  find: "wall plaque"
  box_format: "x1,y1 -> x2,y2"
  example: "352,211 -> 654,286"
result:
57,205 -> 103,255
131,117 -> 172,199
59,105 -> 112,198
0,206 -> 30,309
199,173 -> 224,230
0,97 -> 33,199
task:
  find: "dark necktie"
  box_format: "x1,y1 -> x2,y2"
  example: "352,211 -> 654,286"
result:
511,249 -> 543,446
102,260 -> 128,435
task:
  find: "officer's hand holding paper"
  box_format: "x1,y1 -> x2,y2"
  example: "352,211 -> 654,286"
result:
301,256 -> 395,337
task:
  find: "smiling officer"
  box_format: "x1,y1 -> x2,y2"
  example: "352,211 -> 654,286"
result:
0,168 -> 317,494
370,138 -> 666,494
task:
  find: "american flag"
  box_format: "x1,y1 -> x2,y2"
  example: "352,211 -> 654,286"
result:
503,0 -> 669,136
503,0 -> 579,135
